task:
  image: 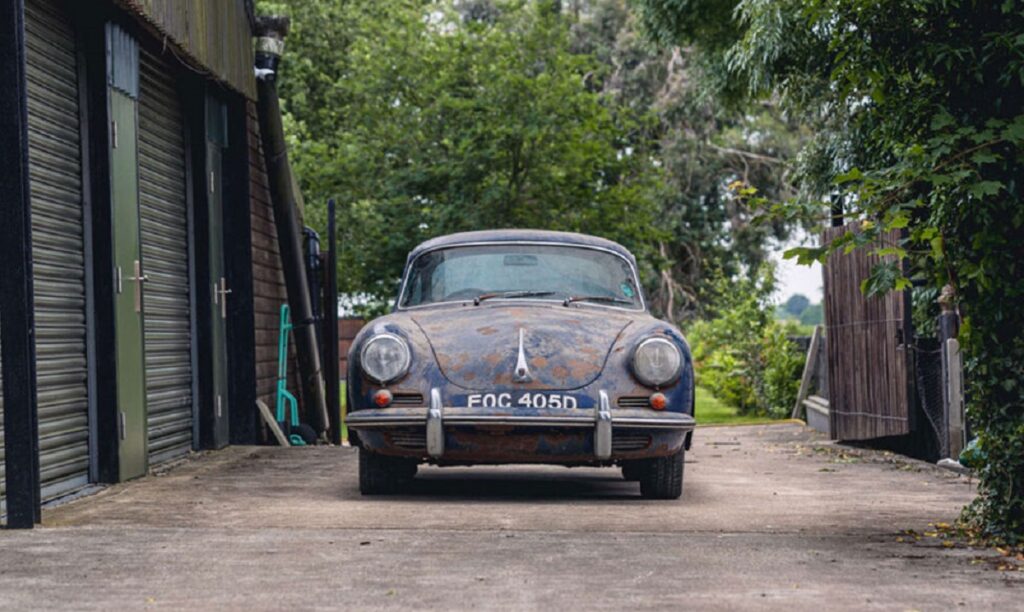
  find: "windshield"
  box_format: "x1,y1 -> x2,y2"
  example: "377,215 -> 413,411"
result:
400,244 -> 643,309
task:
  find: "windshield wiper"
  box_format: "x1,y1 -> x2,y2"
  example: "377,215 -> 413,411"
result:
562,295 -> 633,307
473,290 -> 556,306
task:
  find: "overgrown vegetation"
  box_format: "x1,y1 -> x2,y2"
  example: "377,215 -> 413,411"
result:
636,0 -> 1024,541
261,0 -> 805,319
687,268 -> 804,418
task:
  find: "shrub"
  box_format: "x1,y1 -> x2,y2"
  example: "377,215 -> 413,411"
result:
686,268 -> 805,417
758,323 -> 805,419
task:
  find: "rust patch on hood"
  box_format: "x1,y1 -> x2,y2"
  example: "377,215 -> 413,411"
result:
412,304 -> 633,390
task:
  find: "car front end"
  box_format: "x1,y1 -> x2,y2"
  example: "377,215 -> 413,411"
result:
346,231 -> 696,498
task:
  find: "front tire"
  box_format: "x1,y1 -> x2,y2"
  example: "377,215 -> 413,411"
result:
639,449 -> 685,500
358,449 -> 418,495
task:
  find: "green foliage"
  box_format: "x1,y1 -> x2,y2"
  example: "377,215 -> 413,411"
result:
264,0 -> 666,313
797,302 -> 822,327
759,322 -> 805,416
782,293 -> 810,317
694,386 -> 776,425
576,2 -> 807,321
637,0 -> 1024,540
911,286 -> 940,339
686,268 -> 804,418
265,0 -> 806,320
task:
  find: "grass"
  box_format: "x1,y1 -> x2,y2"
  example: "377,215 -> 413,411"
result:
340,380 -> 349,443
694,386 -> 777,426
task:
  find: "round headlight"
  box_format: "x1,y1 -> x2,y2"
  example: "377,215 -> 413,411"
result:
360,333 -> 411,384
632,337 -> 682,387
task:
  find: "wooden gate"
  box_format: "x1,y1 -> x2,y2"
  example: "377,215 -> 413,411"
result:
822,223 -> 912,440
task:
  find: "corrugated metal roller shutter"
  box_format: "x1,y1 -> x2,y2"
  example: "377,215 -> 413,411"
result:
1,327 -> 5,508
139,50 -> 194,464
24,0 -> 90,500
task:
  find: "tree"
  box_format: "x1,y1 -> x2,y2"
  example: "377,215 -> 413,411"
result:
782,293 -> 810,318
798,302 -> 822,327
263,0 -> 806,322
261,0 -> 664,312
635,0 -> 1024,541
568,0 -> 807,321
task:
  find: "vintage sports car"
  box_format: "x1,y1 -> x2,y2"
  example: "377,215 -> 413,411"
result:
346,230 -> 695,498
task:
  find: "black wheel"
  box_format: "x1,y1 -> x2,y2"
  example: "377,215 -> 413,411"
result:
294,423 -> 319,445
358,449 -> 418,495
639,449 -> 685,500
621,461 -> 644,481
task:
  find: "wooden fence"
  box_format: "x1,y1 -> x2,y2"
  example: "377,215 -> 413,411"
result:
339,318 -> 365,378
822,223 -> 912,440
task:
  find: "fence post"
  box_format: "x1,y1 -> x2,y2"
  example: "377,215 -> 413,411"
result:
945,339 -> 965,457
936,284 -> 963,458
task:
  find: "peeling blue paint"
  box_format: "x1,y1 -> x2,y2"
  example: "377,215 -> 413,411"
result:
347,233 -> 695,464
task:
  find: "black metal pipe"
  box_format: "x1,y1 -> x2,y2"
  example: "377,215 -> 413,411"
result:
304,226 -> 323,350
325,199 -> 341,445
254,15 -> 329,434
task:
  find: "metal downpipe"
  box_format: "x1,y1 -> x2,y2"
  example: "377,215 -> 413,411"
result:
253,15 -> 329,435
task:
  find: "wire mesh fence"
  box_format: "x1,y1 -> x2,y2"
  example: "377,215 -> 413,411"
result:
912,337 -> 948,459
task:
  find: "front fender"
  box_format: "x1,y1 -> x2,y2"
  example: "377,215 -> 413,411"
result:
603,320 -> 694,416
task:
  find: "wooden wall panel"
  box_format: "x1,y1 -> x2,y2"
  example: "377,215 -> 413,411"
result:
822,223 -> 911,440
247,102 -> 301,424
116,0 -> 256,99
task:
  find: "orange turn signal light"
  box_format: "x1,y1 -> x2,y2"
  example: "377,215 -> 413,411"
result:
649,392 -> 667,410
374,389 -> 393,408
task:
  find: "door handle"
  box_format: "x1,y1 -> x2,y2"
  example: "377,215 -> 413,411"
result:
216,276 -> 232,319
126,260 -> 149,313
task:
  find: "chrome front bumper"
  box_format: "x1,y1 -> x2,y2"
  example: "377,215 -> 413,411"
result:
347,389 -> 696,460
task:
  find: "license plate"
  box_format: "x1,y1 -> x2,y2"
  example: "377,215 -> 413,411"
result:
455,392 -> 593,410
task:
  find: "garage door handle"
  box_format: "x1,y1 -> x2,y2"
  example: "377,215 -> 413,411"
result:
217,277 -> 232,319
127,260 -> 149,313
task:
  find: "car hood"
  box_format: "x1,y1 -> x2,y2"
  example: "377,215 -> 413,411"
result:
410,304 -> 636,391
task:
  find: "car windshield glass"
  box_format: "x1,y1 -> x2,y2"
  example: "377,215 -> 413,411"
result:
400,244 -> 642,309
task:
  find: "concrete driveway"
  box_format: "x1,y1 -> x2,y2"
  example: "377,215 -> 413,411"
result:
0,423 -> 1019,610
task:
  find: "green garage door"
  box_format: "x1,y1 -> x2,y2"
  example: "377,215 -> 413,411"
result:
25,0 -> 91,500
138,50 -> 195,464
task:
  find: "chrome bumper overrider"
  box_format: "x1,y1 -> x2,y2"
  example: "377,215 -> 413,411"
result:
347,388 -> 697,460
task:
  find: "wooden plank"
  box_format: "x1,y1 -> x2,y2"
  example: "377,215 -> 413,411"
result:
115,0 -> 255,99
256,399 -> 289,447
792,325 -> 823,419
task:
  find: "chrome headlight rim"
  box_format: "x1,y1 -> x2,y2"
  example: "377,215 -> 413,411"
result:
359,332 -> 412,385
631,336 -> 683,388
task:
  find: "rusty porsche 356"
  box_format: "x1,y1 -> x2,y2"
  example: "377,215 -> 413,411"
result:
346,230 -> 696,498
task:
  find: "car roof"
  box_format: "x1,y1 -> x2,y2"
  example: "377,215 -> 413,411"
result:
407,229 -> 637,266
